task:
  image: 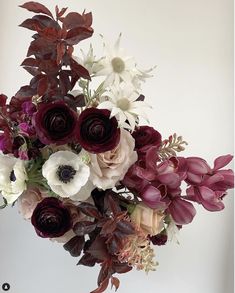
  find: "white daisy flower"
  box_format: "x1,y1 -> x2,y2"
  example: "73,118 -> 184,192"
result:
95,34 -> 139,88
0,154 -> 28,204
42,151 -> 90,200
98,85 -> 150,132
73,44 -> 103,75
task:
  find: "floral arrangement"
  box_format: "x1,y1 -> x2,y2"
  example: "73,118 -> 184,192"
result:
0,2 -> 234,293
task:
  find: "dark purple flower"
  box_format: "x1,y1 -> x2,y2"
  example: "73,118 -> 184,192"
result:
77,108 -> 120,153
132,126 -> 162,153
150,233 -> 168,246
32,101 -> 78,145
31,197 -> 72,238
22,101 -> 36,116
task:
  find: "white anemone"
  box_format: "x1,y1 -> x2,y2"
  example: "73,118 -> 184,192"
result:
0,154 -> 28,204
42,151 -> 90,200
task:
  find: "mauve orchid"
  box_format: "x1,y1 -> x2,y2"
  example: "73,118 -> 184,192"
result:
185,155 -> 234,211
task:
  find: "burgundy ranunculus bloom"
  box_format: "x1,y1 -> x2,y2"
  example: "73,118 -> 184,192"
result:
77,107 -> 120,153
32,101 -> 78,145
31,197 -> 72,238
132,126 -> 162,153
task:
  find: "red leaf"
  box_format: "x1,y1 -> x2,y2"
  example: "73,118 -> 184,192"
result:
57,42 -> 66,65
70,58 -> 91,80
111,277 -> 120,291
78,202 -> 101,219
100,219 -> 117,235
32,15 -> 60,30
63,12 -> 85,29
65,26 -> 93,45
37,76 -> 48,96
38,27 -> 58,41
23,66 -> 41,76
112,262 -> 132,274
19,2 -> 53,18
21,57 -> 39,67
38,60 -> 59,75
86,236 -> 109,261
63,235 -> 85,257
0,94 -> 7,107
116,220 -> 135,235
56,6 -> 68,18
73,221 -> 97,236
59,71 -> 71,95
104,193 -> 121,215
83,12 -> 93,27
90,277 -> 110,293
77,253 -> 98,267
19,18 -> 43,31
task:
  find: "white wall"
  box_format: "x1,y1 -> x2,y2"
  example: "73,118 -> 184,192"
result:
0,1 -> 233,293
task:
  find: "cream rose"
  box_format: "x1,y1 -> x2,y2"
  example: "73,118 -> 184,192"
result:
131,203 -> 164,236
18,187 -> 44,219
89,129 -> 137,190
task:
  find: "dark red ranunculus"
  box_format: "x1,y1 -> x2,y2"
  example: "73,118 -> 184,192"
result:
31,197 -> 72,238
132,126 -> 162,153
77,108 -> 120,153
32,101 -> 78,145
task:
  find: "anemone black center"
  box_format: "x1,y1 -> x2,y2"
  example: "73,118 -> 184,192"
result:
57,165 -> 76,183
10,170 -> 16,182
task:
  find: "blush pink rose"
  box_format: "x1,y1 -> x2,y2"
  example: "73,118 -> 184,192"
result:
89,129 -> 137,190
131,203 -> 164,236
18,187 -> 44,220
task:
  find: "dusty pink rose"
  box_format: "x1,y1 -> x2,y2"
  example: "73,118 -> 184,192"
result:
18,188 -> 44,219
131,203 -> 164,236
89,129 -> 137,190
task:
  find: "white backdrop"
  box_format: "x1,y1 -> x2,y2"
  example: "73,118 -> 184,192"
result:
0,1 -> 233,293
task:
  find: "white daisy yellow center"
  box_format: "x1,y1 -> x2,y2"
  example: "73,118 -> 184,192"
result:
111,57 -> 125,73
116,98 -> 131,111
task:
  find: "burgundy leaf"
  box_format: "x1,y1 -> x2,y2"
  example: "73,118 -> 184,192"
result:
19,2 -> 53,18
15,85 -> 35,98
0,94 -> 7,107
56,6 -> 68,18
77,253 -> 98,267
111,276 -> 120,292
70,58 -> 91,80
73,221 -> 97,236
59,71 -> 71,95
32,15 -> 60,30
38,60 -> 59,75
116,220 -> 135,235
78,202 -> 101,219
63,235 -> 85,257
23,66 -> 41,76
57,42 -> 66,65
136,94 -> 145,101
21,57 -> 40,67
82,12 -> 93,27
101,219 -> 117,235
19,18 -> 43,31
98,263 -> 110,285
104,193 -> 121,215
86,236 -> 109,261
27,37 -> 56,58
63,12 -> 85,29
112,262 -> 132,274
37,76 -> 48,96
72,94 -> 86,107
90,277 -> 109,293
38,27 -> 58,41
65,26 -> 93,45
